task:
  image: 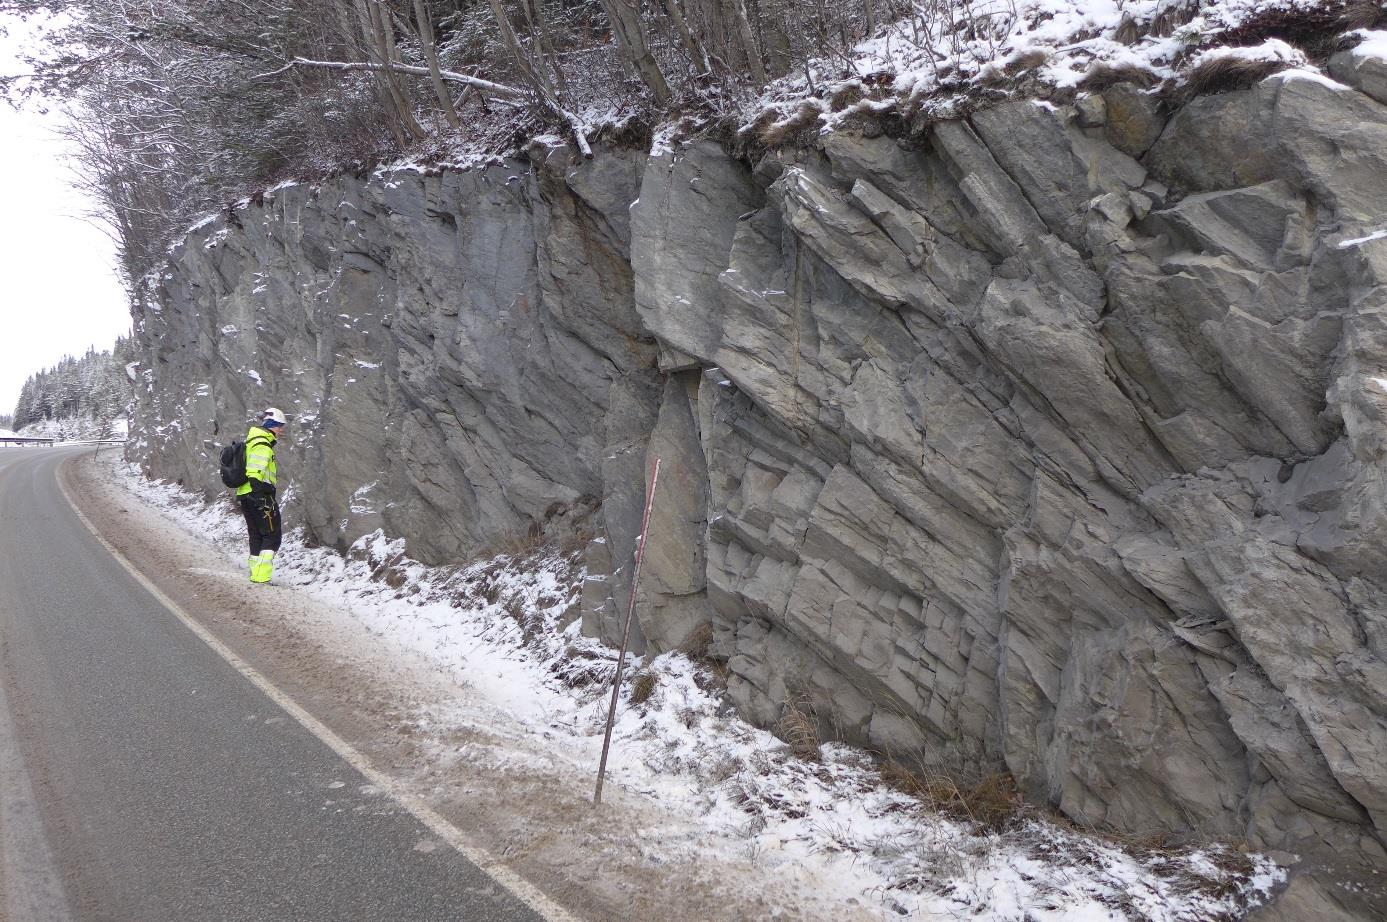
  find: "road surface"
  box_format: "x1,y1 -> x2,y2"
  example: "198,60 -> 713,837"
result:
0,446 -> 555,922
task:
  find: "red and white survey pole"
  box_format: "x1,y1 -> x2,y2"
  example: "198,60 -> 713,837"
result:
593,456 -> 661,806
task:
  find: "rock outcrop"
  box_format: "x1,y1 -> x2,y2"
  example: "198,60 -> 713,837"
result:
129,69 -> 1387,917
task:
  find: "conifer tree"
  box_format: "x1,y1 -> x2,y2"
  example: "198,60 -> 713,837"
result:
10,348 -> 131,440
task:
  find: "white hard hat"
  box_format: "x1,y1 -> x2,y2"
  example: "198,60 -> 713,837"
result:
263,407 -> 287,427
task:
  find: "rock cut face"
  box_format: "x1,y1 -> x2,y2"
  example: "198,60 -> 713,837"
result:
130,68 -> 1387,914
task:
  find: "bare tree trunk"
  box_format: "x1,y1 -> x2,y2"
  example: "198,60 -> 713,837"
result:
695,0 -> 753,82
663,0 -> 709,75
486,0 -> 554,96
729,0 -> 764,84
376,1 -> 409,69
760,17 -> 793,77
335,0 -> 409,146
374,0 -> 426,123
598,0 -> 672,104
354,0 -> 426,139
517,0 -> 568,91
411,0 -> 462,127
862,0 -> 876,38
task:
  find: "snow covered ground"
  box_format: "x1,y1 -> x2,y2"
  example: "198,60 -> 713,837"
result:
112,459 -> 1285,921
17,415 -> 127,441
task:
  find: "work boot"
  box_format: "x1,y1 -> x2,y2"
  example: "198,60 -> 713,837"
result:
247,557 -> 258,582
251,550 -> 275,583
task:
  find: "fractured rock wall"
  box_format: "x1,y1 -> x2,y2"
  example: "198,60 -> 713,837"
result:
129,68 -> 1387,914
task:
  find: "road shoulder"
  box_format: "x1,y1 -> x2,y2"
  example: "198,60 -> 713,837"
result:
0,645 -> 72,922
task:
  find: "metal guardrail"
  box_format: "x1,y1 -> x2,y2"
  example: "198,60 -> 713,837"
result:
0,437 -> 56,447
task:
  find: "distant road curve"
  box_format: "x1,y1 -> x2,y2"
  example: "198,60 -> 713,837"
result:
0,446 -> 567,922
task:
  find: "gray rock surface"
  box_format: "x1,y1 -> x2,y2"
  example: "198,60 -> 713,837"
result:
1330,38 -> 1387,107
130,71 -> 1387,916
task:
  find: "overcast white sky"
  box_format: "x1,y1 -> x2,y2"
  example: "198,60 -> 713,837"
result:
1,17 -> 131,420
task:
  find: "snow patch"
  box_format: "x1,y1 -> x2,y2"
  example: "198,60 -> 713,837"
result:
1273,67 -> 1349,90
1189,36 -> 1305,71
1349,29 -> 1387,63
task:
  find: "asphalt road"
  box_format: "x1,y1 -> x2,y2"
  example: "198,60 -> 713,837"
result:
0,446 -> 552,922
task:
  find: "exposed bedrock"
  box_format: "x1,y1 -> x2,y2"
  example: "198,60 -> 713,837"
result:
129,71 -> 1387,916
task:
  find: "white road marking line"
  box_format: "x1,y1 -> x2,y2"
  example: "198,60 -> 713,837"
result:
56,460 -> 581,922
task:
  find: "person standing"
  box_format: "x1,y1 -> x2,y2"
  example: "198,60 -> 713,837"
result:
238,407 -> 286,583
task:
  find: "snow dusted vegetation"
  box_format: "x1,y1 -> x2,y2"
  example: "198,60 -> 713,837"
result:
116,461 -> 1284,921
745,0 -> 1375,137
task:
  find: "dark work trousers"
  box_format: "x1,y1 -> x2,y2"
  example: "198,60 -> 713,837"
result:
239,492 -> 282,556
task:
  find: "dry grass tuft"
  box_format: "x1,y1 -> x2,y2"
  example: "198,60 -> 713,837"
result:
880,759 -> 1024,832
1149,0 -> 1202,39
677,622 -> 715,660
692,661 -> 729,694
1005,48 -> 1051,77
475,524 -> 547,561
551,643 -> 614,689
775,696 -> 822,762
502,596 -> 543,646
753,102 -> 825,150
959,772 -> 1024,831
557,524 -> 595,557
676,622 -> 729,693
880,758 -> 930,797
591,117 -> 653,152
1113,11 -> 1141,46
1343,0 -> 1387,31
360,548 -> 413,590
1181,54 -> 1289,100
828,81 -> 867,112
1079,62 -> 1162,92
629,670 -> 658,706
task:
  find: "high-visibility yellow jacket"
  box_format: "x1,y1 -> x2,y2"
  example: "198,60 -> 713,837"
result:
235,426 -> 278,496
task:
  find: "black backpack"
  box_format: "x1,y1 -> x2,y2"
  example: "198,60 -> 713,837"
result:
219,440 -> 248,488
